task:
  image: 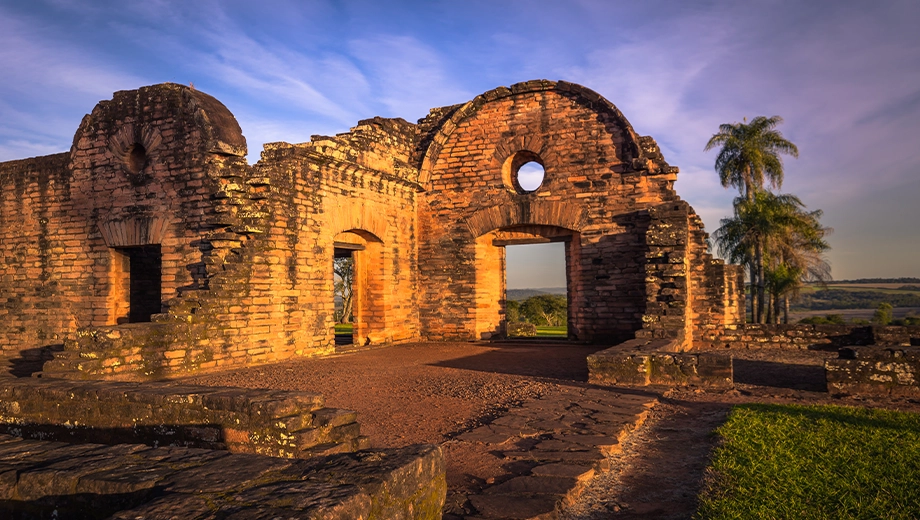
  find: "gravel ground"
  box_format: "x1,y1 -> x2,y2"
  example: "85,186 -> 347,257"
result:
181,342 -> 920,518
183,341 -> 598,447
181,341 -> 601,499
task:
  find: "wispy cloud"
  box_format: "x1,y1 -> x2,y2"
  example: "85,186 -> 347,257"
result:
349,35 -> 472,121
0,6 -> 149,160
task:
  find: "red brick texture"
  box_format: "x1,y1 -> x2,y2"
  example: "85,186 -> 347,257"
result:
0,80 -> 743,380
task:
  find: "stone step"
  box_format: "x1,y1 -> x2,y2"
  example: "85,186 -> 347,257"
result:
0,434 -> 445,518
312,407 -> 359,428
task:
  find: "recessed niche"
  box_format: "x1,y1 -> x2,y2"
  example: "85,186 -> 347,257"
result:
125,143 -> 148,174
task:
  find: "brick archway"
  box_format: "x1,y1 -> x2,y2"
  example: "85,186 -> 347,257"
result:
333,230 -> 388,346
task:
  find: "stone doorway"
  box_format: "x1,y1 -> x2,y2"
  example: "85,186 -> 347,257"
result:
333,230 -> 386,347
505,242 -> 568,339
109,245 -> 162,324
475,225 -> 580,341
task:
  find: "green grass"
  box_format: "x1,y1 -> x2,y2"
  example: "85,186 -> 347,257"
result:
334,323 -> 353,334
697,404 -> 920,520
535,326 -> 567,337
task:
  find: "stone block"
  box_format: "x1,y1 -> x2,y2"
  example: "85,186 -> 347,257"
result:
588,340 -> 733,389
827,346 -> 920,397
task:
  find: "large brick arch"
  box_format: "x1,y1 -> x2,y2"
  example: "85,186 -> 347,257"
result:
464,200 -> 586,238
415,80 -> 688,343
416,80 -> 654,187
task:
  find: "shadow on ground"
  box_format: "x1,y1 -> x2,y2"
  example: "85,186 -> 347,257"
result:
6,344 -> 63,378
429,343 -> 600,381
732,359 -> 827,392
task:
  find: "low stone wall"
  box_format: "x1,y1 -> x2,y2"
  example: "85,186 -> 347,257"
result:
702,324 -> 920,351
0,377 -> 367,458
826,346 -> 920,397
587,339 -> 733,389
0,434 -> 445,519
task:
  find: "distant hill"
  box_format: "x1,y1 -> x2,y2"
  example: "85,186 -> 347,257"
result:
832,278 -> 920,284
507,287 -> 567,301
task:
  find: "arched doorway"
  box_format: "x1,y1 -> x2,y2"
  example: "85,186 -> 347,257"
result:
333,230 -> 386,347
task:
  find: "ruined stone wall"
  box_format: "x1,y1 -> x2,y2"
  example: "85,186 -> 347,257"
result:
702,323 -> 919,350
0,153 -> 73,354
2,84 -> 425,379
0,84 -> 248,361
415,81 -> 683,343
253,117 -> 421,349
1,79 -> 747,379
686,210 -> 745,345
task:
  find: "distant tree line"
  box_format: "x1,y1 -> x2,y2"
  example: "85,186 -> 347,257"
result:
794,289 -> 920,311
830,278 -> 920,284
507,294 -> 567,327
800,303 -> 920,326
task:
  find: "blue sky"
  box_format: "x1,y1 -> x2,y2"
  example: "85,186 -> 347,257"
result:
2,0 -> 919,286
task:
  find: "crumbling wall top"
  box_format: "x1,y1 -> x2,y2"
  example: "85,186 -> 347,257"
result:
71,82 -> 247,160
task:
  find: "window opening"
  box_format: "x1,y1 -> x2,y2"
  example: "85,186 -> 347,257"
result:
516,161 -> 545,192
502,150 -> 546,193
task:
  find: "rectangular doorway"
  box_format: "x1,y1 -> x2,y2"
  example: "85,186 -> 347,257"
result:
505,242 -> 568,338
112,245 -> 162,323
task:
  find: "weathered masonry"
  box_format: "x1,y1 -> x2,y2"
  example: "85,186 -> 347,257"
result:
0,80 -> 743,380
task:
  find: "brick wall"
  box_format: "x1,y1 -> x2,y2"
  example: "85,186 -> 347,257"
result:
415,81 -> 742,345
0,153 -> 73,352
0,80 -> 744,380
701,324 -> 919,350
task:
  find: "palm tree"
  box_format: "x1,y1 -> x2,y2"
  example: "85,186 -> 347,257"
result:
706,116 -> 799,321
713,191 -> 829,323
705,116 -> 799,202
765,207 -> 832,323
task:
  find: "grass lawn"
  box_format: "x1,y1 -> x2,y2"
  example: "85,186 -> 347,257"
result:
535,326 -> 567,337
697,404 -> 920,519
334,323 -> 353,334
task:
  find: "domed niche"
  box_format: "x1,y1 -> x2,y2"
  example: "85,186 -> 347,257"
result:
124,143 -> 148,174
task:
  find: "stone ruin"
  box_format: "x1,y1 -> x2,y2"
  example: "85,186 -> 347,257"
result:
0,79 -> 744,381
2,80 -> 919,517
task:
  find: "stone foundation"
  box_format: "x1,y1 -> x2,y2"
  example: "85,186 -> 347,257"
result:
587,339 -> 733,389
0,435 -> 445,519
826,346 -> 920,397
0,377 -> 367,458
702,324 -> 919,351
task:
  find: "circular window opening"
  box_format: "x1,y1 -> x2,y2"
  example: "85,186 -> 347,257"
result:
125,143 -> 147,174
502,150 -> 546,194
516,161 -> 545,192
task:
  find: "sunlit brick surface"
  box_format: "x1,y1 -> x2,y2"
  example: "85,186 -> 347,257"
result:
0,80 -> 743,380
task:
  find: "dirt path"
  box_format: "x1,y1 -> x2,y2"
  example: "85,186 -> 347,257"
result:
181,343 -> 920,518
561,401 -> 728,520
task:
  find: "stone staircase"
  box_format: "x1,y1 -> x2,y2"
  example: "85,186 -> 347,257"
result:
0,376 -> 369,458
